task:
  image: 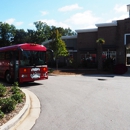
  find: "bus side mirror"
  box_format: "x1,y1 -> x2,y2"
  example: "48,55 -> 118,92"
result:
47,49 -> 53,57
47,49 -> 53,53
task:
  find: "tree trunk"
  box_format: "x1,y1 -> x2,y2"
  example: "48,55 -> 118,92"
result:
56,59 -> 59,70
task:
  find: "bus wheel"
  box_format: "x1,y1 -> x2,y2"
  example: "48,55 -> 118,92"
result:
5,71 -> 12,83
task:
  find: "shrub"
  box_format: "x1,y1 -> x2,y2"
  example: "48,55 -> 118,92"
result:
0,84 -> 7,96
11,82 -> 21,94
11,87 -> 21,94
0,97 -> 17,113
0,82 -> 25,119
48,68 -> 54,73
12,82 -> 19,87
114,64 -> 128,74
0,110 -> 4,119
11,92 -> 25,103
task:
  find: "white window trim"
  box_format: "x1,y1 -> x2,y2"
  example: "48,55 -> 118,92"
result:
124,33 -> 130,45
68,50 -> 77,52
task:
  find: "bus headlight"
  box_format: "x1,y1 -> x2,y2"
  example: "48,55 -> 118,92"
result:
43,72 -> 48,77
21,74 -> 28,78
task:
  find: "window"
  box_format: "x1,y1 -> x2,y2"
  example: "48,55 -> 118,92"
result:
20,50 -> 45,66
0,52 -> 5,60
5,52 -> 11,60
80,53 -> 97,68
124,34 -> 130,45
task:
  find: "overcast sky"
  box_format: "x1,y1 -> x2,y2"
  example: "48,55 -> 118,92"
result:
0,0 -> 130,31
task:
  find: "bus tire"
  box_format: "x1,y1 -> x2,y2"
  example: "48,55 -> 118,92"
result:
5,71 -> 12,83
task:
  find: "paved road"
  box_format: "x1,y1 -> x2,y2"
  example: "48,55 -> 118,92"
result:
23,74 -> 130,130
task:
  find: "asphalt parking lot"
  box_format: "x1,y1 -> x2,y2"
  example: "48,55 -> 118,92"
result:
26,74 -> 130,130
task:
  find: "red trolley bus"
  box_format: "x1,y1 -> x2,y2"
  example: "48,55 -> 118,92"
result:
0,43 -> 52,83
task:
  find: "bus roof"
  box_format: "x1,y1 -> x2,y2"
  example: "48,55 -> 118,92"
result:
0,43 -> 47,51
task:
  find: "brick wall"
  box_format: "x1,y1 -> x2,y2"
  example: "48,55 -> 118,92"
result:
76,18 -> 130,68
78,31 -> 97,49
98,26 -> 117,46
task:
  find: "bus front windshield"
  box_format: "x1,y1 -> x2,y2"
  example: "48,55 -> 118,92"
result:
20,50 -> 46,66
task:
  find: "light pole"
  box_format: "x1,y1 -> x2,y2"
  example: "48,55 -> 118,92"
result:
127,4 -> 130,18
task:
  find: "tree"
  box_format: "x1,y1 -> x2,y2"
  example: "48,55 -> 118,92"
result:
13,29 -> 27,44
56,27 -> 76,36
31,21 -> 76,44
33,21 -> 51,44
96,38 -> 105,70
96,38 -> 105,45
26,29 -> 36,43
0,21 -> 76,47
49,29 -> 69,69
0,22 -> 16,47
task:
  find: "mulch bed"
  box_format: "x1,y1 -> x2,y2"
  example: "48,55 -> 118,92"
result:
50,69 -> 114,75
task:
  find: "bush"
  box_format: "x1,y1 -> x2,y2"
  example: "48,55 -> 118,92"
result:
114,64 -> 128,74
0,110 -> 4,119
12,82 -> 19,87
11,82 -> 21,94
11,87 -> 21,94
11,92 -> 25,103
0,84 -> 7,96
0,82 -> 25,118
48,68 -> 54,73
0,97 -> 17,113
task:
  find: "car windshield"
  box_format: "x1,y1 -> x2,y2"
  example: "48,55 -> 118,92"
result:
20,50 -> 46,66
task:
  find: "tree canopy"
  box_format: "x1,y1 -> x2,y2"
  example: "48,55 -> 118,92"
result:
49,29 -> 69,59
0,22 -> 16,47
0,21 -> 76,47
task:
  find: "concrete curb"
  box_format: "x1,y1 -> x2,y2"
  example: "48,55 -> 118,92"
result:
0,89 -> 40,130
13,90 -> 41,130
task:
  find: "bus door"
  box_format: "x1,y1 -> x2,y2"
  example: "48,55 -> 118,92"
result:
13,51 -> 19,82
8,51 -> 19,82
4,51 -> 14,82
0,52 -> 5,77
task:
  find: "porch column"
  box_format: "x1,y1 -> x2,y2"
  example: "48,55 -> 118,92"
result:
97,43 -> 103,70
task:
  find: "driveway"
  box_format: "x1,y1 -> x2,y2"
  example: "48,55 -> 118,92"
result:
25,74 -> 130,130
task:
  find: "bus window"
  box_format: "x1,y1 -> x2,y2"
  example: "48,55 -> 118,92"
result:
20,50 -> 45,66
5,52 -> 11,60
0,52 -> 5,60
